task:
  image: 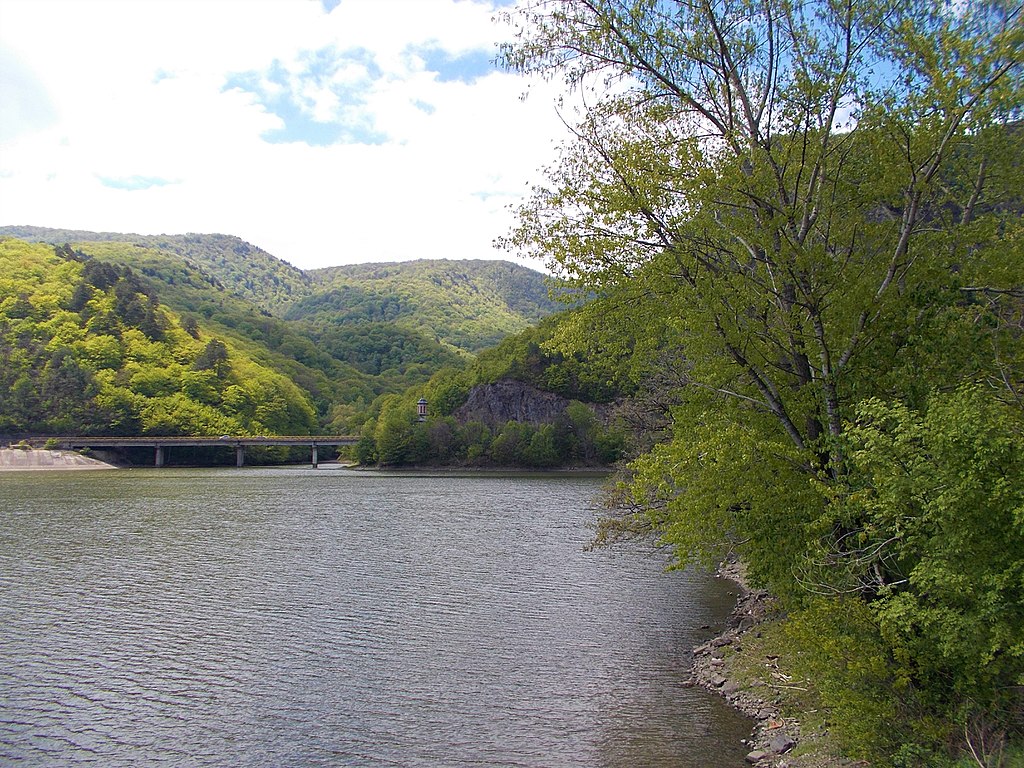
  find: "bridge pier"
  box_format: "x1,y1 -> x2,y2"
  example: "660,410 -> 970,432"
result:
53,436 -> 356,468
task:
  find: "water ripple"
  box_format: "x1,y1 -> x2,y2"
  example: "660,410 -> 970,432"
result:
0,469 -> 751,766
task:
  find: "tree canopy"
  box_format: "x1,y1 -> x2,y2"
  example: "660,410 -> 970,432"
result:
0,239 -> 317,437
500,0 -> 1024,760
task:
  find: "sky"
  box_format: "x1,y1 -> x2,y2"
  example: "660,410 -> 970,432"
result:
0,0 -> 572,270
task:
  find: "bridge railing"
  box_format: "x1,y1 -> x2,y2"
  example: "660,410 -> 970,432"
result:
25,435 -> 358,447
18,435 -> 359,467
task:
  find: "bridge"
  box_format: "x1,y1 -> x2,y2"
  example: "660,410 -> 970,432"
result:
29,435 -> 359,468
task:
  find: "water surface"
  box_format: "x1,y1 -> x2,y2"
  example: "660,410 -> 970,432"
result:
0,468 -> 751,766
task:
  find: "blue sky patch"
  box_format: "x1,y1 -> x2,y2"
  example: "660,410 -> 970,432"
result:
416,46 -> 496,84
98,175 -> 176,191
224,48 -> 387,146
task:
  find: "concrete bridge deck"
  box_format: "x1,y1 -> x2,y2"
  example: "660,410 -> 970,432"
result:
24,435 -> 359,467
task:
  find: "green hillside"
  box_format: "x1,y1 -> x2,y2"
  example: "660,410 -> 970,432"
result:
0,239 -> 317,437
300,259 -> 562,351
0,226 -> 310,312
0,228 -> 566,434
0,228 -> 561,353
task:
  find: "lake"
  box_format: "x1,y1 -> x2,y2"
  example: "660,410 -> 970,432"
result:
0,467 -> 752,766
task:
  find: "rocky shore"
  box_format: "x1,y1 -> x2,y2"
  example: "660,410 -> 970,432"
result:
0,448 -> 117,471
688,561 -> 857,768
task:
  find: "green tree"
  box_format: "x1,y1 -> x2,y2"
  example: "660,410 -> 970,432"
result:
180,314 -> 200,338
374,397 -> 417,465
490,421 -> 533,465
502,0 -> 1022,479
827,388 -> 1024,719
193,338 -> 230,378
354,419 -> 378,465
500,0 -> 1024,755
525,423 -> 560,467
461,420 -> 493,464
501,0 -> 1023,574
427,416 -> 463,463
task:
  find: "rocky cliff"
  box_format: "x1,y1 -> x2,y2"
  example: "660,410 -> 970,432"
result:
453,380 -> 581,428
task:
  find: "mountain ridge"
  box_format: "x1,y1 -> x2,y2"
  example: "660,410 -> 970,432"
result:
0,226 -> 559,346
0,226 -> 567,430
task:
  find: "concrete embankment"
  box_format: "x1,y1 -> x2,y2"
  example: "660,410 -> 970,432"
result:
0,448 -> 117,471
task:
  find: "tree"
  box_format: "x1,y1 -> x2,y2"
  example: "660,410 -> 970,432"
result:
525,423 -> 561,466
826,387 -> 1024,710
490,420 -> 533,464
500,0 -> 1023,573
374,397 -> 417,465
499,0 -> 1024,754
193,338 -> 230,378
180,314 -> 200,338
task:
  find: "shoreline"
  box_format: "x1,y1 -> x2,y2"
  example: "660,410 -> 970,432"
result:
0,448 -> 117,471
691,560 -> 853,767
3,450 -> 841,761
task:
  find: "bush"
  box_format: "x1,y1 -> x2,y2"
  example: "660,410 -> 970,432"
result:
779,597 -> 904,761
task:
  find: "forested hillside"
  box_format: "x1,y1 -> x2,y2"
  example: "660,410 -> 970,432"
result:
0,227 -> 561,349
344,313 -> 636,469
300,260 -> 564,350
0,226 -> 310,312
0,228 -> 563,430
0,228 -> 632,467
0,239 -> 317,436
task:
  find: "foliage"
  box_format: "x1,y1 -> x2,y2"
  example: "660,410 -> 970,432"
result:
503,0 -> 1022,472
627,390 -> 824,589
0,229 -> 567,423
308,321 -> 464,377
40,238 -> 381,417
352,379 -> 626,468
771,597 -> 906,761
0,238 -> 317,437
825,388 -> 1024,736
499,0 -> 1024,760
0,227 -> 310,312
472,311 -> 636,403
294,258 -> 563,352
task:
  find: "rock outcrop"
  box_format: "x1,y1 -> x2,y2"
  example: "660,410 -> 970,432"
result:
453,380 -> 588,428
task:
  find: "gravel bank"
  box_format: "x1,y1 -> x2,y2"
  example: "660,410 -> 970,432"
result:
688,560 -> 861,768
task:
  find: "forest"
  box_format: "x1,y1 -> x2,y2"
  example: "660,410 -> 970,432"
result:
0,239 -> 318,438
0,233 -> 627,469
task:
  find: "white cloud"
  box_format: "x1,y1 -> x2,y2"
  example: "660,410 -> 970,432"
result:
0,0 -> 569,269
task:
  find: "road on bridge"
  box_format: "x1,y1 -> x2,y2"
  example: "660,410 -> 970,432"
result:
27,435 -> 359,468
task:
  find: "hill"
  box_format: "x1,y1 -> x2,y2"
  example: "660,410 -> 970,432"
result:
0,227 -> 560,351
0,227 -> 567,434
0,238 -> 318,438
297,259 -> 562,351
0,226 -> 310,312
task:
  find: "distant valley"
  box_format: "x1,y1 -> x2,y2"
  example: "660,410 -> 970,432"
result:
0,226 -> 623,467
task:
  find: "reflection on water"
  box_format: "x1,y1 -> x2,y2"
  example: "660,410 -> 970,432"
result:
0,468 -> 751,766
